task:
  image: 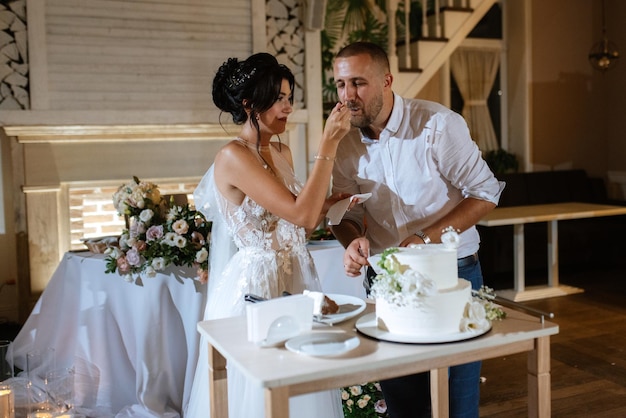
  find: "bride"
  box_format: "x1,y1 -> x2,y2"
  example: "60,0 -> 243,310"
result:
185,52 -> 350,417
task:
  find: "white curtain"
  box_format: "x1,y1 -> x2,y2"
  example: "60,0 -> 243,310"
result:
450,46 -> 501,152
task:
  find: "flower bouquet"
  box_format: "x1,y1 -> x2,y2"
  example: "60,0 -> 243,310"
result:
104,177 -> 211,284
341,382 -> 388,418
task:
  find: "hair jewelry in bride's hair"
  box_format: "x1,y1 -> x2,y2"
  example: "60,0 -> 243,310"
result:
227,65 -> 257,89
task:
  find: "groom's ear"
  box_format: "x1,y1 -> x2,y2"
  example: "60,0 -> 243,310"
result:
384,73 -> 393,88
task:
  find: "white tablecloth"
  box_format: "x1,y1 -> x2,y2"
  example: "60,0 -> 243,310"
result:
9,243 -> 363,417
11,252 -> 207,418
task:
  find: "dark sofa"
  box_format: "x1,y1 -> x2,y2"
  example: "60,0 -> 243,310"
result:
477,169 -> 626,285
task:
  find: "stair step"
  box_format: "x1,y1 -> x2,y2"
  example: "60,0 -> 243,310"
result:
398,67 -> 422,73
426,6 -> 473,17
439,7 -> 473,13
419,37 -> 449,42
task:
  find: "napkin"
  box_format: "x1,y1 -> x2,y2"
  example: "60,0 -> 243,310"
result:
326,193 -> 372,225
246,295 -> 313,345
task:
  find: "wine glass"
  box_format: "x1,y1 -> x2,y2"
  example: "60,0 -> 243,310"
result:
44,368 -> 74,413
26,347 -> 55,415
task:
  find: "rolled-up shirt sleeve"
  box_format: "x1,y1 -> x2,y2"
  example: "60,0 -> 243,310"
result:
434,110 -> 505,205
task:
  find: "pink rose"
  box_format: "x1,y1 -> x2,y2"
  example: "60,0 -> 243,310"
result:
146,225 -> 164,242
374,399 -> 387,414
117,257 -> 130,274
129,220 -> 146,237
172,220 -> 189,235
197,268 -> 208,284
126,248 -> 141,266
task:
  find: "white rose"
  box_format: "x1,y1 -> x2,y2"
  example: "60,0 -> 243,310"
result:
349,386 -> 362,396
139,209 -> 154,223
163,232 -> 177,246
461,301 -> 489,332
151,257 -> 166,271
174,235 -> 187,248
104,247 -> 122,259
195,248 -> 209,263
119,233 -> 130,250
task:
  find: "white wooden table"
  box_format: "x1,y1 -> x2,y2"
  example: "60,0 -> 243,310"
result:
198,305 -> 558,418
478,202 -> 626,301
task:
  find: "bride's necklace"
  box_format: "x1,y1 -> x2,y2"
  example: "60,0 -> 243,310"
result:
236,137 -> 271,151
236,137 -> 274,172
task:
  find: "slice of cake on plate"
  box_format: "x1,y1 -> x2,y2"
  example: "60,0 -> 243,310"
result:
303,290 -> 340,315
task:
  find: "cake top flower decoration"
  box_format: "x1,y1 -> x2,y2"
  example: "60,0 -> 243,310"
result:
441,226 -> 461,249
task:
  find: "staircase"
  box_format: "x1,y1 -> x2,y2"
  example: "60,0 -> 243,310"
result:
388,0 -> 499,98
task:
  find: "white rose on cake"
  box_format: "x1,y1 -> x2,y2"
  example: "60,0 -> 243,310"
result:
461,300 -> 490,332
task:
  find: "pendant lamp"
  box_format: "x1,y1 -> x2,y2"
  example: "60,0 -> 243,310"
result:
588,0 -> 619,72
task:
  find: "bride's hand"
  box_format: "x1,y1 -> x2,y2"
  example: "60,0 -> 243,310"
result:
322,102 -> 351,142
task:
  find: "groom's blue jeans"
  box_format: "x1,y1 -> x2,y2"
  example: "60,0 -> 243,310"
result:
376,257 -> 483,418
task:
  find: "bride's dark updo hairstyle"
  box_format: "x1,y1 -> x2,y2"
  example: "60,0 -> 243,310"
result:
213,53 -> 295,145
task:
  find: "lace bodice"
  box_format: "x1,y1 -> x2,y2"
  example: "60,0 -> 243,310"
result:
217,194 -> 308,251
213,141 -> 308,255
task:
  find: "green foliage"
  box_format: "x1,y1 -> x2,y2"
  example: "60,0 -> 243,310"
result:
484,149 -> 519,176
378,247 -> 400,273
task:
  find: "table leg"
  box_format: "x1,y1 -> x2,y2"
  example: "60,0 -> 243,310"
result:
513,223 -> 526,293
547,221 -> 559,288
208,343 -> 228,418
527,336 -> 551,418
499,220 -> 582,301
265,387 -> 290,418
430,368 -> 449,418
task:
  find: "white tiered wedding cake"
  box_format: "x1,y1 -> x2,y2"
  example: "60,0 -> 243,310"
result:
371,228 -> 488,338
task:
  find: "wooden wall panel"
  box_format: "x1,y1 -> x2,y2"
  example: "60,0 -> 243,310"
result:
44,0 -> 252,111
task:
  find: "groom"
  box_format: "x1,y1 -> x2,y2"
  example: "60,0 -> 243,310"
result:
329,41 -> 503,418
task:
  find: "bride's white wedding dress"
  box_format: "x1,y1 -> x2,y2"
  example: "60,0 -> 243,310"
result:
185,142 -> 343,418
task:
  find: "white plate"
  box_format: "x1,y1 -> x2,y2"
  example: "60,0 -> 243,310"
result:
355,313 -> 492,344
285,332 -> 360,356
316,294 -> 367,325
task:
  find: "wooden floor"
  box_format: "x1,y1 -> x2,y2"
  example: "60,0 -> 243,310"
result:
479,262 -> 626,417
